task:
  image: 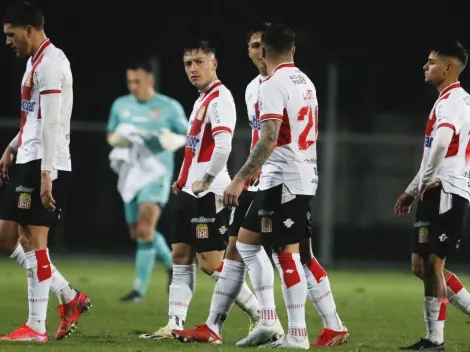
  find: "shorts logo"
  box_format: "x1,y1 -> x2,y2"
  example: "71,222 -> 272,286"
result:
196,224 -> 209,239
18,193 -> 32,210
439,233 -> 448,242
419,227 -> 428,243
261,217 -> 272,233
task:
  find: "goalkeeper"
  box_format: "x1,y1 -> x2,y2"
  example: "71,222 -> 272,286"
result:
106,58 -> 188,302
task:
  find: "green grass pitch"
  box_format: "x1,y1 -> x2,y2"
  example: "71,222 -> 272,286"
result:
0,258 -> 469,351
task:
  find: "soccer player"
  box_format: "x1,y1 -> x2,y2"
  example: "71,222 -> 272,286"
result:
106,59 -> 188,302
0,1 -> 90,342
395,41 -> 470,351
171,22 -> 348,347
139,40 -> 259,340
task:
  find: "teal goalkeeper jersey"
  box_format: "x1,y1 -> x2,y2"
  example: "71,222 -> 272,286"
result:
107,93 -> 188,175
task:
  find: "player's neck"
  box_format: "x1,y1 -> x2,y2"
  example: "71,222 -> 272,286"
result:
258,69 -> 268,78
436,77 -> 459,94
200,77 -> 219,92
30,32 -> 48,57
266,56 -> 294,75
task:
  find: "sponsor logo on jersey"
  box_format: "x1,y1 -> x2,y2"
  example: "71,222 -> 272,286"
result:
21,100 -> 36,113
186,135 -> 200,152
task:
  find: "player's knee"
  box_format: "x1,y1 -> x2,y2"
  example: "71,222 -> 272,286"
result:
135,224 -> 153,241
172,243 -> 194,265
411,264 -> 424,279
197,251 -> 224,276
224,237 -> 242,262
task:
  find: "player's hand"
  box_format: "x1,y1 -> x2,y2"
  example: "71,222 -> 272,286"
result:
249,169 -> 262,187
158,128 -> 186,152
394,192 -> 415,216
172,181 -> 181,195
40,171 -> 56,211
107,133 -> 133,148
192,180 -> 210,196
0,146 -> 15,186
419,178 -> 441,201
223,177 -> 246,207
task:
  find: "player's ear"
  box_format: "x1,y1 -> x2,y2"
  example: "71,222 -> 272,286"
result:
292,46 -> 296,56
212,58 -> 218,71
261,47 -> 266,59
25,25 -> 33,38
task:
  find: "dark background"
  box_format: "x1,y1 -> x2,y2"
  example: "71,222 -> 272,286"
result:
1,0 -> 470,266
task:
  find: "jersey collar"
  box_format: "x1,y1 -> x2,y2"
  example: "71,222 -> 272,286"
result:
439,81 -> 461,97
32,39 -> 51,64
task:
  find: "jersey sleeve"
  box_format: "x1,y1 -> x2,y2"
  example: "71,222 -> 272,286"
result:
35,60 -> 62,95
436,96 -> 464,134
107,100 -> 120,133
169,99 -> 189,134
258,78 -> 287,122
208,93 -> 236,136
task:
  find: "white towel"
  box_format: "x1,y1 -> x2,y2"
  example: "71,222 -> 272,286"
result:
109,123 -> 167,203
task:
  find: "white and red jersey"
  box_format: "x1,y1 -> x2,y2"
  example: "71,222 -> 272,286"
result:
177,80 -> 236,198
17,39 -> 72,171
245,74 -> 266,192
420,82 -> 470,201
257,63 -> 318,196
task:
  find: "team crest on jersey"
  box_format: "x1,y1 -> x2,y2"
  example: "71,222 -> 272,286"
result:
261,217 -> 272,233
196,224 -> 209,239
196,106 -> 206,121
18,193 -> 32,209
149,108 -> 160,119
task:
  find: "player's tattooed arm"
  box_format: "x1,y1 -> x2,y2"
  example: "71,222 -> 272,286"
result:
236,119 -> 281,181
201,173 -> 215,186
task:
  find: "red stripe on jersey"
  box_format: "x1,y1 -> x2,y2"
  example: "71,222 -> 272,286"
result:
18,55 -> 45,147
40,89 -> 61,95
32,39 -> 51,64
177,90 -> 220,188
445,133 -> 460,158
277,108 -> 292,147
212,126 -> 232,135
437,123 -> 455,131
198,124 -> 215,162
260,113 -> 283,121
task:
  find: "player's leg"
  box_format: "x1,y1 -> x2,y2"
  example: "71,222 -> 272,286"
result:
412,252 -> 470,316
297,209 -> 348,346
0,164 -> 90,342
145,178 -> 174,288
172,191 -> 261,343
401,188 -> 467,350
235,186 -> 287,347
263,185 -> 311,349
139,191 -> 197,339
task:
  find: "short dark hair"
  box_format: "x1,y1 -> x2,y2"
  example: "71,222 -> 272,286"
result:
2,1 -> 44,29
128,58 -> 153,74
246,21 -> 272,43
183,40 -> 216,57
431,41 -> 468,68
261,24 -> 295,55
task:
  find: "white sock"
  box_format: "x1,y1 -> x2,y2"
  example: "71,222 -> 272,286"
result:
168,264 -> 196,329
303,258 -> 344,331
424,296 -> 447,344
210,260 -> 260,322
206,259 -> 246,335
25,249 -> 52,335
446,273 -> 470,315
11,244 -> 76,305
236,242 -> 277,327
272,252 -> 308,343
